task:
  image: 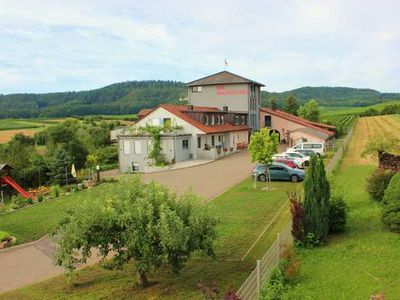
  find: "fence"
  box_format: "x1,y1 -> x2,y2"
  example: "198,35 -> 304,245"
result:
236,121 -> 357,300
236,222 -> 293,300
326,121 -> 356,173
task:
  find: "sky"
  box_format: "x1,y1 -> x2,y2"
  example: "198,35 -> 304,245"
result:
0,0 -> 399,94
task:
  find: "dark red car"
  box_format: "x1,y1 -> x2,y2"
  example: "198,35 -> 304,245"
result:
273,159 -> 298,169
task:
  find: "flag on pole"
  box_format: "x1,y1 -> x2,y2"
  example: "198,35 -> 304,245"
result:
71,164 -> 77,178
224,57 -> 228,68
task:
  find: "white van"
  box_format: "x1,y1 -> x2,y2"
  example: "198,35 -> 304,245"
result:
287,142 -> 325,156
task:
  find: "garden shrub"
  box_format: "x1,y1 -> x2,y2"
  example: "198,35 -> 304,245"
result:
12,195 -> 33,209
328,195 -> 348,234
366,169 -> 395,201
50,185 -> 62,198
0,231 -> 12,242
382,173 -> 400,232
37,195 -> 44,202
260,246 -> 299,300
289,192 -> 304,243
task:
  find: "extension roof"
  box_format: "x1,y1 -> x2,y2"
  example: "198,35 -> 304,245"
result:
186,71 -> 265,87
260,108 -> 335,136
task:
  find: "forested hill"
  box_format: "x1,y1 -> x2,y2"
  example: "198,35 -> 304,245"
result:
1,81 -> 399,118
0,81 -> 187,118
263,86 -> 400,107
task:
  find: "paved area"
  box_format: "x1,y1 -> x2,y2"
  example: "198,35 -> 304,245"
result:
144,158 -> 213,173
0,150 -> 255,293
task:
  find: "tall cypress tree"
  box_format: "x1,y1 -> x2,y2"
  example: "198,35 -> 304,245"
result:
303,156 -> 330,244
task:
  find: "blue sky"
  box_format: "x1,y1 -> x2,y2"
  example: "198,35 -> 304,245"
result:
0,0 -> 399,94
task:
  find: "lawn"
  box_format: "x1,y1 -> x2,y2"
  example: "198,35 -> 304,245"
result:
0,177 -> 299,299
280,117 -> 400,299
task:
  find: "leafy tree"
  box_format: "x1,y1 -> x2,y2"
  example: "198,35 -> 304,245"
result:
52,176 -> 218,286
382,173 -> 400,232
362,133 -> 400,158
366,169 -> 395,201
248,128 -> 279,188
298,100 -> 320,122
283,96 -> 299,116
302,156 -> 330,245
269,96 -> 278,110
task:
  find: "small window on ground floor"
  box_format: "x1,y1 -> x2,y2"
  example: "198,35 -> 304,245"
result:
218,135 -> 222,142
182,139 -> 189,149
197,137 -> 201,149
132,162 -> 139,172
211,135 -> 215,146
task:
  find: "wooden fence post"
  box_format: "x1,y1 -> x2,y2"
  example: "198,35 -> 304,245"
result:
257,259 -> 261,298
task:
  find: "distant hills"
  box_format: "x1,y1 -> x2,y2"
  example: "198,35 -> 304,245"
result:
0,81 -> 399,118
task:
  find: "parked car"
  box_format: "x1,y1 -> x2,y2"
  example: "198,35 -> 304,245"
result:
252,163 -> 305,182
273,158 -> 298,169
293,149 -> 317,157
273,153 -> 305,168
287,142 -> 326,156
284,151 -> 310,167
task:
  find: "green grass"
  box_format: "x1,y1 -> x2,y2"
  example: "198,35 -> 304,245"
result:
0,177 -> 299,299
282,164 -> 400,299
0,119 -> 45,131
321,100 -> 400,118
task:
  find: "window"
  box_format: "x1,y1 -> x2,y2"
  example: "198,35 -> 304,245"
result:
303,144 -> 313,149
312,143 -> 323,149
152,118 -> 162,126
211,135 -> 215,146
221,115 -> 225,124
204,115 -> 209,125
218,135 -> 222,142
234,115 -> 240,125
216,115 -> 221,125
197,137 -> 201,149
132,162 -> 139,172
211,115 -> 215,125
123,140 -> 131,155
264,116 -> 272,127
241,115 -> 246,125
182,139 -> 189,150
134,141 -> 142,154
294,144 -> 301,149
163,118 -> 171,127
192,86 -> 202,92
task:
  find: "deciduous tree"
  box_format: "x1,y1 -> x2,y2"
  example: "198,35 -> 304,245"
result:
298,100 -> 320,122
283,96 -> 299,116
52,176 -> 218,286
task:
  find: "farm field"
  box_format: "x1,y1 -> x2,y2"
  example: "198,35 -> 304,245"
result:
320,100 -> 400,118
0,177 -> 298,299
0,119 -> 61,143
282,116 -> 400,299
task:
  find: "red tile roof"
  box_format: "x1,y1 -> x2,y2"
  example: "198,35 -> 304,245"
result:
159,104 -> 250,134
137,109 -> 152,118
260,108 -> 335,136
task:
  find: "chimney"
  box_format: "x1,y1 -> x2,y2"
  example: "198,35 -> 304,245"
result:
187,105 -> 194,111
223,106 -> 228,112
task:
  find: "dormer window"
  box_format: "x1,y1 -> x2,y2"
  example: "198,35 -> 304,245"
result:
192,86 -> 202,93
234,115 -> 240,125
241,116 -> 246,125
211,115 -> 215,125
204,115 -> 209,125
216,115 -> 221,125
221,115 -> 225,124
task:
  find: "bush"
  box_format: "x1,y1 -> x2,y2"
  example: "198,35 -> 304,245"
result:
0,231 -> 12,242
50,185 -> 62,198
328,195 -> 348,234
12,195 -> 33,209
37,195 -> 44,202
289,192 -> 304,242
366,169 -> 395,201
382,173 -> 400,232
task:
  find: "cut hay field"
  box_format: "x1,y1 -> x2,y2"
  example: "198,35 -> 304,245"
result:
345,115 -> 400,166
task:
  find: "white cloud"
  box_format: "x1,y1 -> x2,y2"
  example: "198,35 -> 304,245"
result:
0,0 -> 399,93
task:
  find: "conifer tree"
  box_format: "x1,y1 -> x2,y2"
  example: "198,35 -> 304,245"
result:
303,156 -> 330,244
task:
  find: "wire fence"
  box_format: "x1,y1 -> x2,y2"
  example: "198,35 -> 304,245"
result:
236,121 -> 357,300
236,222 -> 293,300
326,121 -> 356,173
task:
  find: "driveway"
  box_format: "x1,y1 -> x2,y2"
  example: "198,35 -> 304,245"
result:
142,150 -> 254,201
0,150 -> 254,293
